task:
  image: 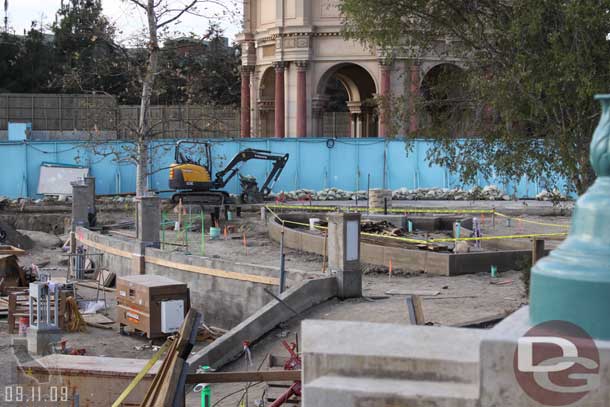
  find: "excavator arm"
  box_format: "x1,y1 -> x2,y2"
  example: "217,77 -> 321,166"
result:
213,149 -> 289,196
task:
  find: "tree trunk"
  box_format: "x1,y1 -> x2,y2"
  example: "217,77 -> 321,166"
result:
135,0 -> 160,197
136,138 -> 149,198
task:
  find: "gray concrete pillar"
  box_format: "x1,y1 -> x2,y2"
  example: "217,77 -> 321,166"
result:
71,182 -> 89,229
84,176 -> 96,210
327,212 -> 362,299
137,196 -> 160,248
84,176 -> 96,226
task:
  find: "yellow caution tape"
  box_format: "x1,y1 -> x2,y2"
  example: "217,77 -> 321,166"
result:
111,338 -> 172,407
266,206 -> 568,244
494,212 -> 569,228
267,204 -> 495,215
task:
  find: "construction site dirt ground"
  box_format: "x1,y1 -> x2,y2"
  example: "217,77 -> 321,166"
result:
0,201 -> 571,406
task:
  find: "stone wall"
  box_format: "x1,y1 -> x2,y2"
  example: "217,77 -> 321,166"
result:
74,227 -> 315,329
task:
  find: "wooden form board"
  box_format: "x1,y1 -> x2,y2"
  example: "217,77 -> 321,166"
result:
76,233 -> 279,286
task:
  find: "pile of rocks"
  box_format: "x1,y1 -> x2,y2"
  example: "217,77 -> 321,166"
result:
272,185 -> 514,202
535,189 -> 569,202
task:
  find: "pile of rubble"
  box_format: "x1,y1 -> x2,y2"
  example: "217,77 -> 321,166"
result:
272,185 -> 516,202
361,220 -> 405,237
535,189 -> 569,202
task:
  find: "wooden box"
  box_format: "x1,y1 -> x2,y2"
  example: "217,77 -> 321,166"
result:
116,275 -> 189,338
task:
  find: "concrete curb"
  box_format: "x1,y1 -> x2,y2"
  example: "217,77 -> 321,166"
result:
187,277 -> 337,370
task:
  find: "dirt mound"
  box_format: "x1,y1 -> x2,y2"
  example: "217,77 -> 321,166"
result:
0,221 -> 34,250
17,230 -> 63,249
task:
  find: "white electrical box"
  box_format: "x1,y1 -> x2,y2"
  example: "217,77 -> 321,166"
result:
161,300 -> 185,333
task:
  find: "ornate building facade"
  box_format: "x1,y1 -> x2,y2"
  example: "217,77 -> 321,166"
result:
238,0 -> 462,138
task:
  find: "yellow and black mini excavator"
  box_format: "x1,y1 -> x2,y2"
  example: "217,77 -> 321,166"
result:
169,141 -> 289,205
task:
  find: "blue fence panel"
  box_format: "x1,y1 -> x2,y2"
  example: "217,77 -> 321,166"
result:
0,138 -> 570,199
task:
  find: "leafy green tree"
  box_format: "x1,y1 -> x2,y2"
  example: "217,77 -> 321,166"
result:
14,27 -> 60,92
0,32 -> 23,92
341,0 -> 610,194
156,24 -> 240,106
0,26 -> 58,93
52,0 -> 130,97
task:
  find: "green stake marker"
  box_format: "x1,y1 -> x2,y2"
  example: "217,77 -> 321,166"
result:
161,211 -> 166,250
491,265 -> 497,278
201,211 -> 205,256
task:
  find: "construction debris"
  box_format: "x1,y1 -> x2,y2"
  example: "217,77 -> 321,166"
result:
361,220 -> 404,237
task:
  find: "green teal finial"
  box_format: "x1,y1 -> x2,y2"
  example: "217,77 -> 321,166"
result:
530,94 -> 610,340
591,94 -> 610,177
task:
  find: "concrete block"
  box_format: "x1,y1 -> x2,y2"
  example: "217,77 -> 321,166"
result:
304,376 -> 479,407
71,183 -> 89,228
302,320 -> 481,385
136,196 -> 160,248
328,213 -> 361,299
27,326 -> 61,356
480,307 -> 610,407
187,277 -> 337,370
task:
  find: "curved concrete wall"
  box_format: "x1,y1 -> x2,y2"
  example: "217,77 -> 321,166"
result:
267,213 -> 532,276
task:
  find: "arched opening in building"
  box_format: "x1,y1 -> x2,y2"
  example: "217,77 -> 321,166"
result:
316,63 -> 379,138
420,63 -> 469,136
257,67 -> 276,137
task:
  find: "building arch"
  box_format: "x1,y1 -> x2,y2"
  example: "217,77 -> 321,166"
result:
257,66 -> 276,136
420,63 -> 468,134
315,63 -> 379,138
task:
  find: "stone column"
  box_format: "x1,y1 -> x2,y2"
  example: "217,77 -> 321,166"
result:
71,182 -> 89,229
312,96 -> 328,137
274,62 -> 286,138
296,61 -> 308,138
240,66 -> 254,138
136,196 -> 160,249
379,62 -> 392,137
409,62 -> 421,134
347,102 -> 362,138
327,213 -> 362,299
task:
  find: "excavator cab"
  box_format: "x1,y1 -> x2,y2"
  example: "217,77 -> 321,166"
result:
169,141 -> 214,191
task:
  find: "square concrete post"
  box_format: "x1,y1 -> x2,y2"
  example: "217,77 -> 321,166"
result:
84,176 -> 97,226
327,213 -> 362,299
71,182 -> 89,229
136,196 -> 160,249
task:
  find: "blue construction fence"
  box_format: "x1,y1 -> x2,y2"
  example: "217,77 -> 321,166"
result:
0,138 -> 564,199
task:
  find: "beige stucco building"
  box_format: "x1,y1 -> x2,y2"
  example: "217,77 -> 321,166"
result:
237,0 -> 463,138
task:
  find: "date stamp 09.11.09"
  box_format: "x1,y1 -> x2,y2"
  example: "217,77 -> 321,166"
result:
1,385 -> 69,405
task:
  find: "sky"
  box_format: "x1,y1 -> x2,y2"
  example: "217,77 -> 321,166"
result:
4,0 -> 242,43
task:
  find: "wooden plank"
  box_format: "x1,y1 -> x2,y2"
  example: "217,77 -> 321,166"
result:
145,256 -> 279,286
186,370 -> 301,384
385,289 -> 440,296
83,314 -> 114,325
0,245 -> 26,256
532,239 -> 545,265
78,233 -> 279,286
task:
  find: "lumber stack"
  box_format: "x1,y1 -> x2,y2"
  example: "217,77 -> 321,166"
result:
368,189 -> 393,210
